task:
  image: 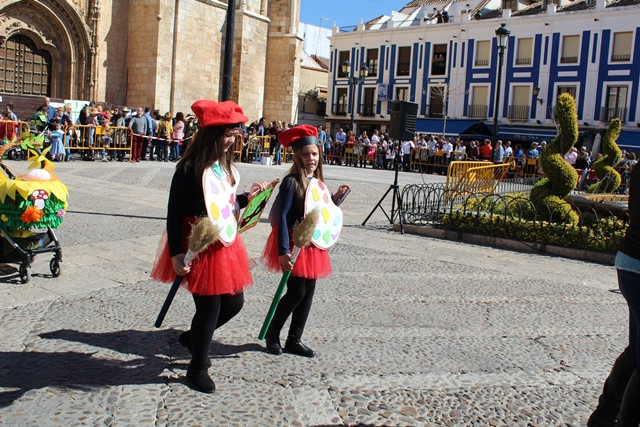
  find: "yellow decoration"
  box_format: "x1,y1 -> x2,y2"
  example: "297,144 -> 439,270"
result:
0,176 -> 68,206
321,207 -> 330,224
1,214 -> 7,222
210,202 -> 220,220
312,187 -> 320,202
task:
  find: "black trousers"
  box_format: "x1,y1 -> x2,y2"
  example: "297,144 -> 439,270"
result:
189,293 -> 244,368
269,275 -> 316,340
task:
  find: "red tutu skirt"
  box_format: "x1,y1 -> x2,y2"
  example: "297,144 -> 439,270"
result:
261,226 -> 332,280
151,219 -> 253,296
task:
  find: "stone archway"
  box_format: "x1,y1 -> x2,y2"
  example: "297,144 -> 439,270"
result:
0,0 -> 92,99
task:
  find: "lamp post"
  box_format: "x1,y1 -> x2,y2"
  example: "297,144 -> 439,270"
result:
341,61 -> 369,134
492,23 -> 510,143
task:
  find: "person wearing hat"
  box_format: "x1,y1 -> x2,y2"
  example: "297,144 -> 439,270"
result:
150,99 -> 268,393
261,124 -> 350,358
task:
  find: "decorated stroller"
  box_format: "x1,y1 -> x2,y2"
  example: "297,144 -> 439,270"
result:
0,135 -> 67,283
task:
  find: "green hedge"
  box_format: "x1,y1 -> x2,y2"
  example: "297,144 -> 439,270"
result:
439,211 -> 625,253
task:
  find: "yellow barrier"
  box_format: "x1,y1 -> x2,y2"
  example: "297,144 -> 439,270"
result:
0,120 -> 32,142
65,124 -> 131,156
446,161 -> 510,197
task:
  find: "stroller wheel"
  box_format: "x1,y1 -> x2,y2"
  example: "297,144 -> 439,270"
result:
19,264 -> 31,283
50,258 -> 61,277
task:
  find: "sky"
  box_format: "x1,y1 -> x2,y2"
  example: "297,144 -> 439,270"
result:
299,0 -> 407,28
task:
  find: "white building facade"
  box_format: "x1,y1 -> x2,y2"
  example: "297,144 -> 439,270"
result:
326,0 -> 640,150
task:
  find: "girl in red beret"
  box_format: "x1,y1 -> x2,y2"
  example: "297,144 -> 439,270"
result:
151,100 -> 268,393
261,124 -> 350,357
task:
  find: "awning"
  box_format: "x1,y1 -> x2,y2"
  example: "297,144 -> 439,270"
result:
496,126 -> 558,143
616,130 -> 640,151
415,119 -> 479,137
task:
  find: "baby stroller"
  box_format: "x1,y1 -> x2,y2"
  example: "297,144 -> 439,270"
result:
0,139 -> 66,283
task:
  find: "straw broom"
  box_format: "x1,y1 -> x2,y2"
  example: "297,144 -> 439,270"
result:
154,218 -> 220,328
258,209 -> 319,340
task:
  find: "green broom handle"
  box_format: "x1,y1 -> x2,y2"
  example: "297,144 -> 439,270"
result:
258,247 -> 300,340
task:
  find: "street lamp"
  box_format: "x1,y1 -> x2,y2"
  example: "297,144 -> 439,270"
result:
492,23 -> 510,144
342,61 -> 369,134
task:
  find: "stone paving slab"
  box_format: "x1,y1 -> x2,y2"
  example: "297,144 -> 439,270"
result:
0,159 -> 625,426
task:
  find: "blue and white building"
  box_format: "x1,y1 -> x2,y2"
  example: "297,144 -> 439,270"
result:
326,0 -> 640,150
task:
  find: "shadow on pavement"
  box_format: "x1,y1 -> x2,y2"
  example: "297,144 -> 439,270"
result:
0,328 -> 264,407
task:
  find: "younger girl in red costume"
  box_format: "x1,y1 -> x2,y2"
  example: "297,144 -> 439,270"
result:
262,124 -> 350,357
151,100 -> 267,393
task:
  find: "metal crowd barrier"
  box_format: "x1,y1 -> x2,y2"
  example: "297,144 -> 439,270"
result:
64,124 -> 131,156
0,120 -> 31,142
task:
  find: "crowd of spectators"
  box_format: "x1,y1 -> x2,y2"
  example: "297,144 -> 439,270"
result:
0,97 -> 199,162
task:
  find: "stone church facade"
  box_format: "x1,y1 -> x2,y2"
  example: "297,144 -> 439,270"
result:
0,0 -> 301,122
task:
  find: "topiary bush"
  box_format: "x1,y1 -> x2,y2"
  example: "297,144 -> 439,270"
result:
529,93 -> 579,224
587,118 -> 623,194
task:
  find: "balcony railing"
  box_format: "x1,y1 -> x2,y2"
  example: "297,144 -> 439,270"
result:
467,104 -> 488,118
507,104 -> 530,120
515,57 -> 532,65
601,107 -> 627,122
426,105 -> 444,118
611,54 -> 631,62
332,104 -> 348,116
474,59 -> 489,67
560,56 -> 578,64
361,104 -> 376,117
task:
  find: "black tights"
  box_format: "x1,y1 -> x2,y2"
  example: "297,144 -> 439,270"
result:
189,293 -> 244,368
269,275 -> 316,340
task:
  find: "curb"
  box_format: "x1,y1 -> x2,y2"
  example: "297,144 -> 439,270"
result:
396,223 -> 616,265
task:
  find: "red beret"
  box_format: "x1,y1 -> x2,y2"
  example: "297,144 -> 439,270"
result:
279,124 -> 320,151
191,100 -> 248,127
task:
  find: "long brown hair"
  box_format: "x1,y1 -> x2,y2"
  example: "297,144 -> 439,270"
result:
286,144 -> 324,202
176,125 -> 238,186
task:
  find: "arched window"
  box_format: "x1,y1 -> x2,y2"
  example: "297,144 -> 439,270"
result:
0,34 -> 51,96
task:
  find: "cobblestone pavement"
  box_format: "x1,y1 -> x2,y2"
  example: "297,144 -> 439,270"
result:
0,159 -> 623,426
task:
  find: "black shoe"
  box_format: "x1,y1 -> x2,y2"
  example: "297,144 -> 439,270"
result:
284,339 -> 315,358
178,331 -> 212,367
186,364 -> 215,393
265,333 -> 283,355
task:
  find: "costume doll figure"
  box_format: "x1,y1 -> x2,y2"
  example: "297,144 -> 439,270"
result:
151,100 -> 267,393
261,124 -> 350,358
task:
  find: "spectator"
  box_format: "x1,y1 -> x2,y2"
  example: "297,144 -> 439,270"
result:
142,107 -> 155,160
172,111 -> 186,161
37,96 -> 57,122
31,106 -> 49,132
401,138 -> 415,172
334,128 -> 346,165
129,108 -> 147,162
526,142 -> 540,158
479,139 -> 493,161
564,147 -> 578,166
493,139 -> 504,163
155,112 -> 173,162
503,140 -> 513,158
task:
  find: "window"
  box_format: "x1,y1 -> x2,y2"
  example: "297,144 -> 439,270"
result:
366,49 -> 378,77
557,85 -> 577,100
469,86 -> 488,118
516,38 -> 533,65
429,87 -> 444,118
508,86 -> 530,120
603,86 -> 627,122
395,87 -> 408,101
612,32 -> 632,62
475,41 -> 490,67
0,34 -> 51,96
334,87 -> 348,115
431,44 -> 447,75
337,51 -> 350,77
362,87 -> 376,116
561,35 -> 580,64
397,46 -> 411,76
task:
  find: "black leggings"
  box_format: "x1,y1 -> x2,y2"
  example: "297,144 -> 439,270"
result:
190,293 -> 244,367
269,275 -> 316,340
